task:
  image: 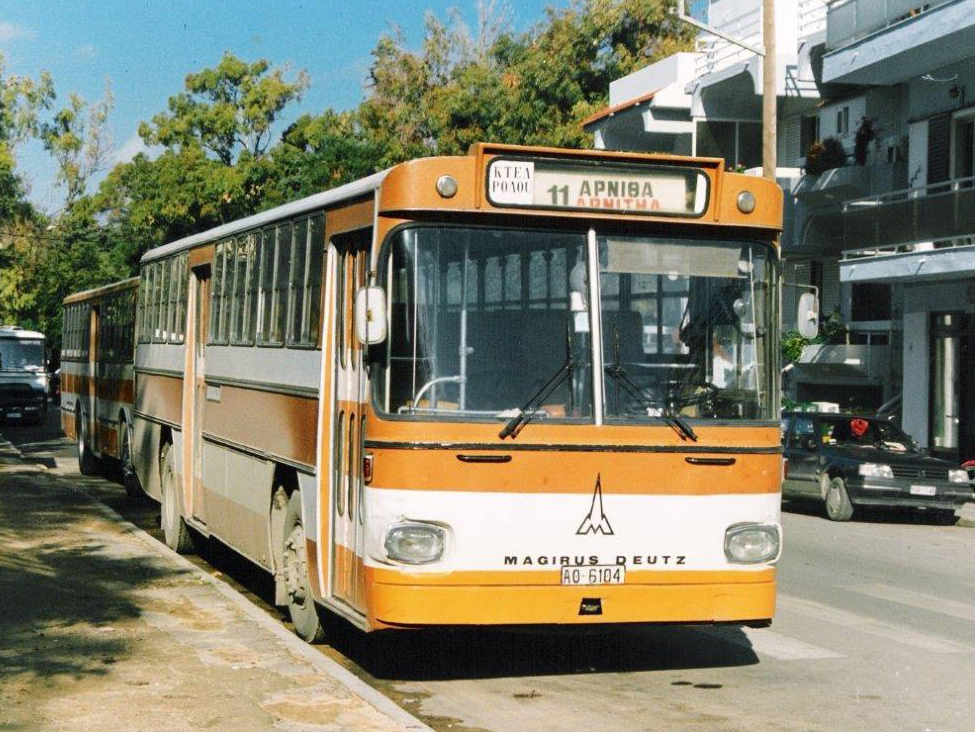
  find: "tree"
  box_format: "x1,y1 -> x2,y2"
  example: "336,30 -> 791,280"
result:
139,52 -> 309,165
0,51 -> 54,218
40,86 -> 115,209
355,0 -> 695,164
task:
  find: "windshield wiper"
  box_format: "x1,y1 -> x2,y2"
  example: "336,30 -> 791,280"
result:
605,323 -> 698,442
500,321 -> 576,439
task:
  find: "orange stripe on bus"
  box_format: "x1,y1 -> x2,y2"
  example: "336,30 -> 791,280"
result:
367,450 -> 779,494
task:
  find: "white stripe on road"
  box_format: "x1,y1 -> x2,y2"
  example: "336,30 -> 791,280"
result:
694,625 -> 843,661
841,583 -> 975,624
779,593 -> 974,654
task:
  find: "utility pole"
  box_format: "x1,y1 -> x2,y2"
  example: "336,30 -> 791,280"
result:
762,0 -> 777,181
676,0 -> 777,180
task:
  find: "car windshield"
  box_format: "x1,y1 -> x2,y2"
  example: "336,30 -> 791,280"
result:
819,416 -> 916,452
0,339 -> 44,372
599,236 -> 776,421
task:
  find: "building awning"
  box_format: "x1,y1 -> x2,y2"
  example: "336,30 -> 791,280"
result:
841,245 -> 975,284
581,89 -> 661,130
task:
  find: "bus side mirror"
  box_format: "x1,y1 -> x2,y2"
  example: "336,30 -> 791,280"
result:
355,286 -> 387,345
797,292 -> 819,339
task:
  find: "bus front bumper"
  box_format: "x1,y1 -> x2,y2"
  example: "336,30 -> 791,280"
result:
367,571 -> 776,628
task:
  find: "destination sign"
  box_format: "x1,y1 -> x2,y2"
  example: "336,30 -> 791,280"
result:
487,157 -> 708,216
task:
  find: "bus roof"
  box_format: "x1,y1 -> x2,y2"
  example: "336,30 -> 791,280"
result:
141,168 -> 390,264
0,325 -> 44,340
62,277 -> 140,306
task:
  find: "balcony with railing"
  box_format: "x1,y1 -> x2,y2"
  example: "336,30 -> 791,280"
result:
822,0 -> 975,84
825,0 -> 954,51
841,176 -> 975,251
694,0 -> 828,79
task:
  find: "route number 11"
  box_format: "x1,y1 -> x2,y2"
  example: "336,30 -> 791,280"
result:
547,184 -> 569,206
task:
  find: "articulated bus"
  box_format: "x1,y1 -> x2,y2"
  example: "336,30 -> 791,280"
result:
61,278 -> 141,495
109,143 -> 783,639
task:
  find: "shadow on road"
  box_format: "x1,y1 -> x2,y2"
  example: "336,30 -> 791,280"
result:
0,471 -> 186,687
782,496 -> 957,526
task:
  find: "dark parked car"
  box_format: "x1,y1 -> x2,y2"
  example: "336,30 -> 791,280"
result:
781,411 -> 973,523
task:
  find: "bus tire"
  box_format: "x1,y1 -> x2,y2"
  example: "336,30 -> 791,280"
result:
119,419 -> 143,499
824,476 -> 854,522
282,490 -> 325,643
160,444 -> 194,554
932,509 -> 959,526
76,406 -> 99,476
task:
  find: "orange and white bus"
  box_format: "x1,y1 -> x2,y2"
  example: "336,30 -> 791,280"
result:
131,143 -> 785,639
62,278 -> 141,495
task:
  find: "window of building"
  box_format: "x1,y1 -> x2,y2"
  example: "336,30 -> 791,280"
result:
836,106 -> 850,136
800,115 -> 820,156
695,119 -> 762,169
850,282 -> 892,322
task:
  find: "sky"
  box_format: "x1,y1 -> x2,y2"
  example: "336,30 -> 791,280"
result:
0,0 -> 569,214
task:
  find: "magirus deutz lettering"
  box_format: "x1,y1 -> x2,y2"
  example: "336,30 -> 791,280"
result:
503,554 -> 688,567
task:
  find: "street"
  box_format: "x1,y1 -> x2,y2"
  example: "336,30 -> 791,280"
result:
3,412 -> 974,732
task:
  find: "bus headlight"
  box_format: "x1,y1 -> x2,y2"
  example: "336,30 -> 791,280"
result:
724,523 -> 780,564
384,522 -> 445,564
948,469 -> 969,484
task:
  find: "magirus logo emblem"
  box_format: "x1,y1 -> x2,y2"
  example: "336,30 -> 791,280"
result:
576,474 -> 614,536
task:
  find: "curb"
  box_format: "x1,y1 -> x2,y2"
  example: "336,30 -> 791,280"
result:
0,433 -> 432,732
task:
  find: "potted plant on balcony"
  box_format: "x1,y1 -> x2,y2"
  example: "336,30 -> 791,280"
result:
804,137 -> 847,176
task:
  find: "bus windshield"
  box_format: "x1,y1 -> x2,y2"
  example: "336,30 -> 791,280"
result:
600,236 -> 775,422
0,339 -> 44,372
378,226 -> 776,423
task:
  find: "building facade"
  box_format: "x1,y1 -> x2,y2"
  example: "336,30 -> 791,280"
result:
585,0 -> 975,460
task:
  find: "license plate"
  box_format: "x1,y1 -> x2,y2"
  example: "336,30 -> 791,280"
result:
910,484 -> 937,496
6,412 -> 21,419
560,565 -> 626,586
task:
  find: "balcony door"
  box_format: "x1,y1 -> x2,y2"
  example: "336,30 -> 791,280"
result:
929,312 -> 975,462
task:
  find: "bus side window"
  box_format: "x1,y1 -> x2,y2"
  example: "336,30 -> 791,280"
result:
258,227 -> 277,344
244,233 -> 259,345
306,214 -> 324,346
288,218 -> 308,346
271,222 -> 292,344
168,256 -> 180,343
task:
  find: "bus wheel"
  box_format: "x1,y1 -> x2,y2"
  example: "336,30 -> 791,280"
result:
160,444 -> 193,553
282,490 -> 325,643
119,420 -> 143,499
76,406 -> 99,476
824,476 -> 854,522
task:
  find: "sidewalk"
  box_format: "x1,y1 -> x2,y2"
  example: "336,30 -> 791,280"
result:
0,442 -> 427,732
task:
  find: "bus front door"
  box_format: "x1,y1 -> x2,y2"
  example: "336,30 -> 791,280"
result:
181,266 -> 210,525
327,232 -> 370,612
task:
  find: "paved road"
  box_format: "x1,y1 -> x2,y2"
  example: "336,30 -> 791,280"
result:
5,413 -> 975,732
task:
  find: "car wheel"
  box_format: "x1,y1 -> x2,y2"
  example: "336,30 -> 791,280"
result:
281,490 -> 325,643
824,476 -> 854,521
160,444 -> 194,554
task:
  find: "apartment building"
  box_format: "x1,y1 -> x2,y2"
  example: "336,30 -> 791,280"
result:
585,0 -> 975,460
